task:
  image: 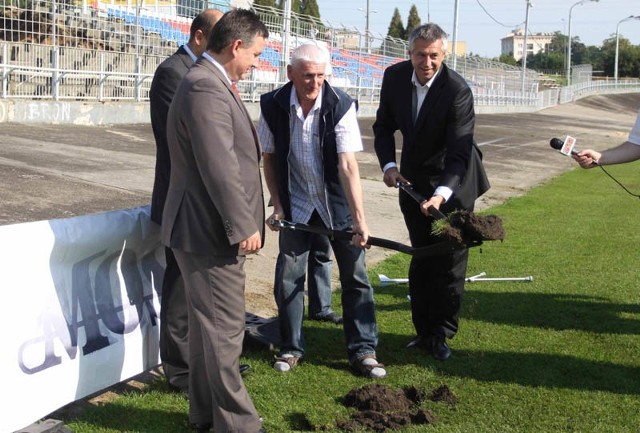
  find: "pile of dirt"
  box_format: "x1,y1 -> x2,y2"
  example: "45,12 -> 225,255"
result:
434,210 -> 505,246
336,383 -> 457,432
429,384 -> 458,405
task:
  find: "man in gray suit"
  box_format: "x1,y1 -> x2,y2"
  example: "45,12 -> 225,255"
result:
162,9 -> 268,433
149,7 -> 223,396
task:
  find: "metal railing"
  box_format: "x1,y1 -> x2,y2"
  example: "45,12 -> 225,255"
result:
1,1 -> 639,108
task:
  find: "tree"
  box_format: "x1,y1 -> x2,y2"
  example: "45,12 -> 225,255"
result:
580,45 -> 603,71
405,4 -> 421,40
527,50 -> 564,71
253,0 -> 277,7
387,8 -> 405,39
497,53 -> 518,66
524,32 -> 566,71
546,31 -> 567,55
300,0 -> 320,19
290,0 -> 302,13
600,35 -> 640,78
569,36 -> 589,66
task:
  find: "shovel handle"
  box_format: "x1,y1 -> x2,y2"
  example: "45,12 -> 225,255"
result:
268,218 -> 463,257
395,181 -> 447,220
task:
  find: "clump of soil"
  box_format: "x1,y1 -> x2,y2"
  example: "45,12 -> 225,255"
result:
337,383 -> 452,432
429,384 -> 457,405
433,211 -> 505,245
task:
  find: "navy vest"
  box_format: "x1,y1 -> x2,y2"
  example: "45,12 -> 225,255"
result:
260,81 -> 355,230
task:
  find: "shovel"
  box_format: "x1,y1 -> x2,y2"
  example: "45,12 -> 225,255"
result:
395,181 -> 447,220
268,218 -> 463,258
395,181 -> 484,249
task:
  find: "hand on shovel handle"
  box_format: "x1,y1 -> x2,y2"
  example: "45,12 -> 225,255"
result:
426,205 -> 446,220
395,181 -> 447,220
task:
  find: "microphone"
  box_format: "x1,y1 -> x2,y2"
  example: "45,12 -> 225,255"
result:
551,137 -> 640,198
550,136 -> 599,167
549,136 -> 578,156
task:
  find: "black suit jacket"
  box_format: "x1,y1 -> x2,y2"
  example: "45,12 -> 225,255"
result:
373,61 -> 489,212
149,46 -> 193,225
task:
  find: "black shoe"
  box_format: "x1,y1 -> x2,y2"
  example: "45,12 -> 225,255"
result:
240,364 -> 250,375
405,335 -> 429,350
310,312 -> 343,324
168,383 -> 189,398
191,422 -> 212,432
429,336 -> 452,361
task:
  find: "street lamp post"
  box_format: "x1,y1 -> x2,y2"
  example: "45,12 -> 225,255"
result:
358,1 -> 377,54
451,0 -> 459,70
566,0 -> 599,87
615,15 -> 640,84
521,0 -> 532,97
281,0 -> 292,83
561,18 -> 566,70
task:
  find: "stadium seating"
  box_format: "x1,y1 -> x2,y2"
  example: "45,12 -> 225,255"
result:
105,6 -> 189,46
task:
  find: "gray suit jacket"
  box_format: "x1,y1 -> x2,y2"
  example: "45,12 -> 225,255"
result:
161,56 -> 265,256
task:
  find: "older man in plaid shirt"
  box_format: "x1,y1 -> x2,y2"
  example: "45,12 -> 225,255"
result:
258,42 -> 387,380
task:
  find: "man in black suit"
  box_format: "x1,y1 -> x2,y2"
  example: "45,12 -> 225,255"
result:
149,8 -> 224,394
373,23 -> 489,361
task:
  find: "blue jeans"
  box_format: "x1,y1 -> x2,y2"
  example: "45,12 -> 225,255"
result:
307,233 -> 334,317
274,226 -> 379,363
273,233 -> 334,317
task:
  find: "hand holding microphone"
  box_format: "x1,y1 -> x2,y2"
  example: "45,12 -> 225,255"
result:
574,149 -> 601,168
549,137 -> 599,168
550,136 -> 640,199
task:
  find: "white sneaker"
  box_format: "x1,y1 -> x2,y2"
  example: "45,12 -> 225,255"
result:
273,354 -> 300,372
358,356 -> 387,379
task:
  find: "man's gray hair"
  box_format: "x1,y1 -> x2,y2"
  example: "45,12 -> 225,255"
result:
408,23 -> 448,52
290,42 -> 332,75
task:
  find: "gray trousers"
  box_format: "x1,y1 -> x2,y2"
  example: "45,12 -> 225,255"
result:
174,249 -> 261,433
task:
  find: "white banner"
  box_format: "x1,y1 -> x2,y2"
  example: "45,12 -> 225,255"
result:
1,206 -> 164,433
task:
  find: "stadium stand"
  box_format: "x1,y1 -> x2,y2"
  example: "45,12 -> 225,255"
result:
5,0 -> 629,107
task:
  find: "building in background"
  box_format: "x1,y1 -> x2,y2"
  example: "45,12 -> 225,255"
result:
449,40 -> 467,57
501,28 -> 553,61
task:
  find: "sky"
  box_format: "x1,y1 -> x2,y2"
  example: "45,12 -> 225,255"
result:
316,0 -> 640,58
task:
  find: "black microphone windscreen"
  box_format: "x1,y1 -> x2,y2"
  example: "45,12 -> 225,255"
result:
549,138 -> 564,150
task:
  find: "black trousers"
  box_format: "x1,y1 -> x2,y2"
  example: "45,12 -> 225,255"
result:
400,198 -> 469,339
160,247 -> 189,391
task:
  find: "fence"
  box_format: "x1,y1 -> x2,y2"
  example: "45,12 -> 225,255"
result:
1,0 -> 639,109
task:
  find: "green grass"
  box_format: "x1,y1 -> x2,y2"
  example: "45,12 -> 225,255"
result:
64,163 -> 640,432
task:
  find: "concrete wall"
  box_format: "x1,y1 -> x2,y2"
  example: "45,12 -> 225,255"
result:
0,100 -> 150,125
0,99 -> 539,124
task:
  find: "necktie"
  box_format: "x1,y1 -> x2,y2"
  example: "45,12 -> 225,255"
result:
231,82 -> 240,98
412,84 -> 418,123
